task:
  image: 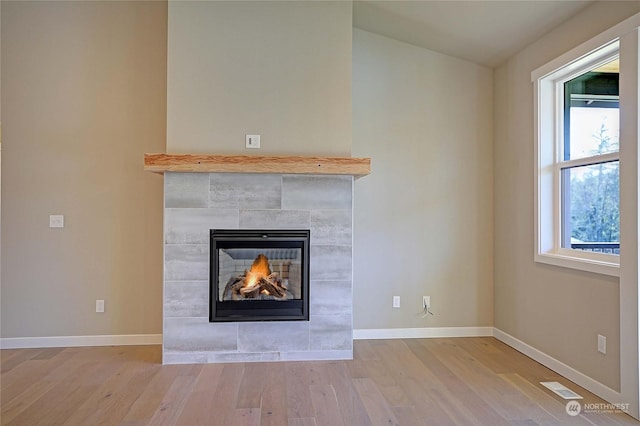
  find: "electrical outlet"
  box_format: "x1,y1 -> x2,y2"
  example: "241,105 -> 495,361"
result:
598,334 -> 606,354
423,296 -> 430,309
96,299 -> 105,313
393,296 -> 400,308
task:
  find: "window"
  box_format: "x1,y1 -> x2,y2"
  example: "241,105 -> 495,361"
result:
561,58 -> 620,254
534,40 -> 621,276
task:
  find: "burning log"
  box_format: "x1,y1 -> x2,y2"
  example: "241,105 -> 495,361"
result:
223,254 -> 290,300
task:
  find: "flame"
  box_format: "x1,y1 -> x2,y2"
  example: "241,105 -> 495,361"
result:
243,254 -> 271,290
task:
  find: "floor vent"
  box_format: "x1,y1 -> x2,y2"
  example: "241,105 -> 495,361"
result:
540,381 -> 583,399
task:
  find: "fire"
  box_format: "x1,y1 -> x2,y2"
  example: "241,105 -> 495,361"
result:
243,254 -> 271,291
227,253 -> 287,300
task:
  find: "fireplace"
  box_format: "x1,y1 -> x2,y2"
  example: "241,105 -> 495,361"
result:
162,172 -> 355,364
210,229 -> 310,322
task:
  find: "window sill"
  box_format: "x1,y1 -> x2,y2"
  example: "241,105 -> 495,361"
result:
535,251 -> 620,277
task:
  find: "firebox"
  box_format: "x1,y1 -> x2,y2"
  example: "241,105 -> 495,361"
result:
210,229 -> 310,322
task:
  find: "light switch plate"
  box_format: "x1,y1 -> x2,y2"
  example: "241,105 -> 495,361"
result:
49,215 -> 64,228
246,134 -> 260,149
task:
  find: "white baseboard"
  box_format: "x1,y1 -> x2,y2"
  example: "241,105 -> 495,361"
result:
493,328 -> 624,406
353,326 -> 494,340
0,334 -> 162,349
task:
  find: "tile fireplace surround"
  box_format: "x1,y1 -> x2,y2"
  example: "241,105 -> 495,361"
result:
162,171 -> 355,364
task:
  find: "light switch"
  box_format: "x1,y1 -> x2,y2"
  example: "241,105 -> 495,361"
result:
49,215 -> 64,228
246,134 -> 260,149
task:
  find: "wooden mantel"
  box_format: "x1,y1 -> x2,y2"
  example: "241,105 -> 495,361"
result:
144,153 -> 371,177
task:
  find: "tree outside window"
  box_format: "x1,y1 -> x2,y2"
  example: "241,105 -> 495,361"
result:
561,62 -> 620,254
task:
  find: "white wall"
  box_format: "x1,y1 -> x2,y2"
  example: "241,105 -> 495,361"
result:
352,29 -> 494,330
167,1 -> 352,156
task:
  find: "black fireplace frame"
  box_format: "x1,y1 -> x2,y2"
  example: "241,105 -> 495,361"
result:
209,229 -> 310,322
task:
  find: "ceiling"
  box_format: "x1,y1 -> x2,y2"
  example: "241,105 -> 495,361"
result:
353,1 -> 594,68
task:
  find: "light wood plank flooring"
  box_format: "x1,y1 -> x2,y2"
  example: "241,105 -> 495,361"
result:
1,338 -> 638,425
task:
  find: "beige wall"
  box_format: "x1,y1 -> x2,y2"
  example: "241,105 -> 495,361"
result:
167,1 -> 352,156
0,1 -> 2,326
1,1 -> 167,338
352,29 -> 494,329
494,1 -> 640,391
167,1 -> 494,330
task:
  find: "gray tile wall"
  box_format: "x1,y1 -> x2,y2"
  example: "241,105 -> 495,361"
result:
163,173 -> 353,364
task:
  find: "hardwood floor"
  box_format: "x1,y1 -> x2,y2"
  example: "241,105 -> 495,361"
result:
1,337 -> 638,425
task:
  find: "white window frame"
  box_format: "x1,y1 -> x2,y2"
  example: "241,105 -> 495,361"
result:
534,40 -> 621,276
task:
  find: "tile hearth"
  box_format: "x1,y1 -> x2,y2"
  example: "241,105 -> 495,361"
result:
162,172 -> 353,364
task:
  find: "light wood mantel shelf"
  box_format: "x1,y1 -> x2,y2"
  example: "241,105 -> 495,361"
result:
144,153 -> 371,177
